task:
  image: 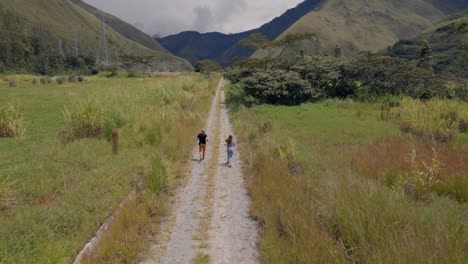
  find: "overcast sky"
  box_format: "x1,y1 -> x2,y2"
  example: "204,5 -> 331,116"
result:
83,0 -> 304,37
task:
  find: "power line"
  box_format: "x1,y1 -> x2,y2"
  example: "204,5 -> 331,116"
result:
58,39 -> 64,57
72,27 -> 80,57
96,12 -> 110,67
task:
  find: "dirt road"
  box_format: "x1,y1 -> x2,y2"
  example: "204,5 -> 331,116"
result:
141,79 -> 259,264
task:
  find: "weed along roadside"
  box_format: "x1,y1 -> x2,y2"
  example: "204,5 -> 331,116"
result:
225,81 -> 468,263
0,73 -> 219,262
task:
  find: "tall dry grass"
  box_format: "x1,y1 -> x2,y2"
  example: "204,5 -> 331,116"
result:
398,98 -> 467,142
354,135 -> 468,202
0,103 -> 24,138
228,87 -> 467,263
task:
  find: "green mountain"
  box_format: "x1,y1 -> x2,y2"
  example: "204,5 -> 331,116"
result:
387,10 -> 468,78
0,0 -> 189,68
257,0 -> 468,59
157,0 -> 324,65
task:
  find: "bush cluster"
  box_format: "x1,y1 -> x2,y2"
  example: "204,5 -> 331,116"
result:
242,70 -> 317,105
225,53 -> 451,106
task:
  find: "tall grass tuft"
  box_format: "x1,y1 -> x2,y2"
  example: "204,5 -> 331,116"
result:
147,155 -> 168,194
104,111 -> 126,140
63,100 -> 105,140
0,103 -> 25,138
399,98 -> 465,142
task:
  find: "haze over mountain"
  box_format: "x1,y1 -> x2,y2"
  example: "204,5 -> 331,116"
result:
0,0 -> 189,66
158,0 -> 468,65
83,0 -> 305,37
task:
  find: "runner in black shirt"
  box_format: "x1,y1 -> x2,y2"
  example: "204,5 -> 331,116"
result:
197,129 -> 208,161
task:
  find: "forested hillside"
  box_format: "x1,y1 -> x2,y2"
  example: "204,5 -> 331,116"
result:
0,0 -> 189,74
387,9 -> 468,78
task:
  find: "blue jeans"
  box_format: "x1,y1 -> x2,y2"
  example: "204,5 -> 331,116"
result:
227,147 -> 234,162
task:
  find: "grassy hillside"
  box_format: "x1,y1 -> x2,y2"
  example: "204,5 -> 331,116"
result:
254,0 -> 468,59
69,0 -> 168,54
157,0 -> 323,65
387,10 -> 468,78
0,73 -> 216,262
0,0 -> 187,65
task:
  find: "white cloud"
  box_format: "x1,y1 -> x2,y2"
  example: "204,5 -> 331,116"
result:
83,0 -> 304,36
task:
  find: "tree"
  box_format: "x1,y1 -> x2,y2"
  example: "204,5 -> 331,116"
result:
195,60 -> 222,75
236,33 -> 274,70
417,40 -> 433,69
270,33 -> 315,58
236,33 -> 270,51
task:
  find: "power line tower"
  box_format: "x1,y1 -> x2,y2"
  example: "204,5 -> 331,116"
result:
58,39 -> 64,57
72,27 -> 80,57
96,12 -> 110,67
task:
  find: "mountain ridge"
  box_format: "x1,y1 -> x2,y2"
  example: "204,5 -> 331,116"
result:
158,0 -> 468,65
157,0 -> 324,65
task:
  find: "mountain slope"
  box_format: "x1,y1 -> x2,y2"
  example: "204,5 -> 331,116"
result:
387,10 -> 468,78
266,0 -> 468,58
70,0 -> 168,53
0,0 -> 188,66
157,0 -> 324,65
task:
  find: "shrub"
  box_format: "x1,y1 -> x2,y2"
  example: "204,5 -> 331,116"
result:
0,103 -> 25,138
56,77 -> 65,85
40,77 -> 46,85
226,82 -> 258,109
77,76 -> 84,83
104,111 -> 127,140
63,100 -> 105,140
399,98 -> 463,142
46,77 -> 52,84
127,70 -> 136,78
224,68 -> 256,84
460,110 -> 468,133
242,70 -> 318,105
453,80 -> 468,101
8,80 -> 16,87
106,65 -> 118,77
32,78 -> 37,85
147,155 -> 167,194
67,75 -> 76,83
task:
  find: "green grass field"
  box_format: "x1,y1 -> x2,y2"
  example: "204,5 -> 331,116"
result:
0,73 -> 216,263
228,86 -> 468,263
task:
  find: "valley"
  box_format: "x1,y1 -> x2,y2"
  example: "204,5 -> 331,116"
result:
0,0 -> 467,263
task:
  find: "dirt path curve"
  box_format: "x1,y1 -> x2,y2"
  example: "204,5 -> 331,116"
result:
141,78 -> 259,264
